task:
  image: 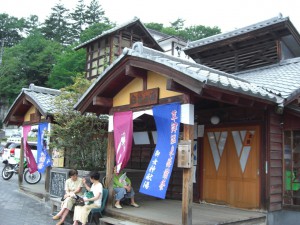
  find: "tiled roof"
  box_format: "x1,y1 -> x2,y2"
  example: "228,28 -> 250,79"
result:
184,15 -> 288,51
8,84 -> 61,117
75,42 -> 281,110
24,84 -> 61,115
236,57 -> 300,104
73,17 -> 163,51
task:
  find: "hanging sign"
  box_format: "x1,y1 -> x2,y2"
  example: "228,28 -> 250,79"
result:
139,102 -> 181,199
113,111 -> 133,173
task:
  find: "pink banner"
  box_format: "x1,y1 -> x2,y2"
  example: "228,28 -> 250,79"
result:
23,125 -> 38,174
113,111 -> 133,174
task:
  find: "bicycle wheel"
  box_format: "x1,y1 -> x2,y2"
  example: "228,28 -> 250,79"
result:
24,170 -> 42,184
2,165 -> 14,180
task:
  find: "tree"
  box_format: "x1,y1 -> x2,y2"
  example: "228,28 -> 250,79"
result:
170,18 -> 185,31
70,0 -> 87,41
47,47 -> 86,89
0,31 -> 63,103
50,76 -> 108,170
85,0 -> 107,25
79,22 -> 114,43
41,2 -> 73,45
144,19 -> 221,41
0,13 -> 26,47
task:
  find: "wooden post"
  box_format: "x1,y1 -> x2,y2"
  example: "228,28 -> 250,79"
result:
19,137 -> 24,184
105,132 -> 115,206
182,124 -> 194,225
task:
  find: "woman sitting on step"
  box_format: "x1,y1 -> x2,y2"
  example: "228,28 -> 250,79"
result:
73,171 -> 103,225
53,169 -> 83,225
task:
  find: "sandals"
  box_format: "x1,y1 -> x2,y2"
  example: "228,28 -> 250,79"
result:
130,203 -> 140,208
52,215 -> 60,220
114,203 -> 122,209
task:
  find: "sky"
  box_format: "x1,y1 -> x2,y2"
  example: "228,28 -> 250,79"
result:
1,0 -> 300,33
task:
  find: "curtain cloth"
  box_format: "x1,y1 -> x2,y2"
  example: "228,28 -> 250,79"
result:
22,125 -> 38,174
113,111 -> 133,174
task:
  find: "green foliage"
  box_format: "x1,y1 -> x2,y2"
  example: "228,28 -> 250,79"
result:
85,0 -> 107,25
0,13 -> 27,47
47,47 -> 86,89
50,76 -> 108,170
79,22 -> 114,43
145,18 -> 221,41
40,2 -> 73,45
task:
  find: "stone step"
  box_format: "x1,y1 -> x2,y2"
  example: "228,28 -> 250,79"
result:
100,217 -> 142,225
223,216 -> 266,225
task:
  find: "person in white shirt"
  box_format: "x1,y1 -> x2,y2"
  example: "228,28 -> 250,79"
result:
72,171 -> 103,225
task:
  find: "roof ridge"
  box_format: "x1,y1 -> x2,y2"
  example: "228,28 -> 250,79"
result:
26,84 -> 61,95
184,15 -> 289,50
128,42 -> 251,83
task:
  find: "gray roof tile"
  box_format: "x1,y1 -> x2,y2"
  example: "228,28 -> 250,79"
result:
184,15 -> 288,51
236,57 -> 300,104
75,42 -> 281,110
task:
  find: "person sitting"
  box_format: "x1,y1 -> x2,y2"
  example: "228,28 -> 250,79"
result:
53,169 -> 83,225
113,166 -> 139,209
73,171 -> 103,225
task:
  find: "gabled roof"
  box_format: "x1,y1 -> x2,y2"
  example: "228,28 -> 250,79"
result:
184,15 -> 300,51
74,17 -> 163,51
236,57 -> 300,106
75,42 -> 282,114
3,84 -> 61,126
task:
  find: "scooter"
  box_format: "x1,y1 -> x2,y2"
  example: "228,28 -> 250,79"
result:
2,157 -> 42,184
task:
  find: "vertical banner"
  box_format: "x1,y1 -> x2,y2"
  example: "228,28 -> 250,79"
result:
113,111 -> 133,173
37,122 -> 52,173
140,103 -> 181,199
23,125 -> 38,174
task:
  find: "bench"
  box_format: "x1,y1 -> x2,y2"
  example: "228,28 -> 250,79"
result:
50,197 -> 62,214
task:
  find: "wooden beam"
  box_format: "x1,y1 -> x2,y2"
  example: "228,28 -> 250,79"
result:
93,96 -> 113,107
182,124 -> 193,225
125,65 -> 147,78
166,79 -> 203,95
106,132 -> 115,207
22,99 -> 31,105
18,137 -> 24,184
10,116 -> 23,123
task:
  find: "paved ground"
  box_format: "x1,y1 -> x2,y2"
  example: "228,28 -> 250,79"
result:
0,158 -> 59,225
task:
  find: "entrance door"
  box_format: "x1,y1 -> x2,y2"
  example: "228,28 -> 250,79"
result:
202,126 -> 260,208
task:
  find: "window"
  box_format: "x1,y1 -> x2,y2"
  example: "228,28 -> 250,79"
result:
284,131 -> 300,206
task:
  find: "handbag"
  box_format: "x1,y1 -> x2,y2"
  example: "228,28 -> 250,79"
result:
74,196 -> 85,206
85,191 -> 94,205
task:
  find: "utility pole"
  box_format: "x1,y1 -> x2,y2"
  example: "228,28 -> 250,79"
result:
0,39 -> 5,65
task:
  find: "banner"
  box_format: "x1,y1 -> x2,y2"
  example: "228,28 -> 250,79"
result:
139,103 -> 181,199
113,111 -> 133,174
37,122 -> 52,173
22,125 -> 38,174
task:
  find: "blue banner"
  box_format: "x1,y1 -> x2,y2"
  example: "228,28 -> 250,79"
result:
37,122 -> 52,173
139,103 -> 181,199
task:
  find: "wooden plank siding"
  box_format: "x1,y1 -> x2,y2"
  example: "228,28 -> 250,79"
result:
268,112 -> 283,211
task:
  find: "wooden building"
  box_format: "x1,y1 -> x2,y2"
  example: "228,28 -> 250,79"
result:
74,17 -> 163,80
73,15 -> 300,224
3,84 -> 61,190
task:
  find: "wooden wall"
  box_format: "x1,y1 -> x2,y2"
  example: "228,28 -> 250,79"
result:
268,111 -> 283,211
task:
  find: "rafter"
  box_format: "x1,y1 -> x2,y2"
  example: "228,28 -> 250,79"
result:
93,96 -> 113,107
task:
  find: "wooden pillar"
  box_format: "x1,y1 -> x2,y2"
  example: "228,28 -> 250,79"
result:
105,132 -> 115,206
19,137 -> 24,184
182,124 -> 194,225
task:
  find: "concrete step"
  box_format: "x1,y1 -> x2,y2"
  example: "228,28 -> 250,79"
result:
223,216 -> 266,225
100,217 -> 143,225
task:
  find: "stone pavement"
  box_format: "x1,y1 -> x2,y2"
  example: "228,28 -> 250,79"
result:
0,160 -> 58,225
